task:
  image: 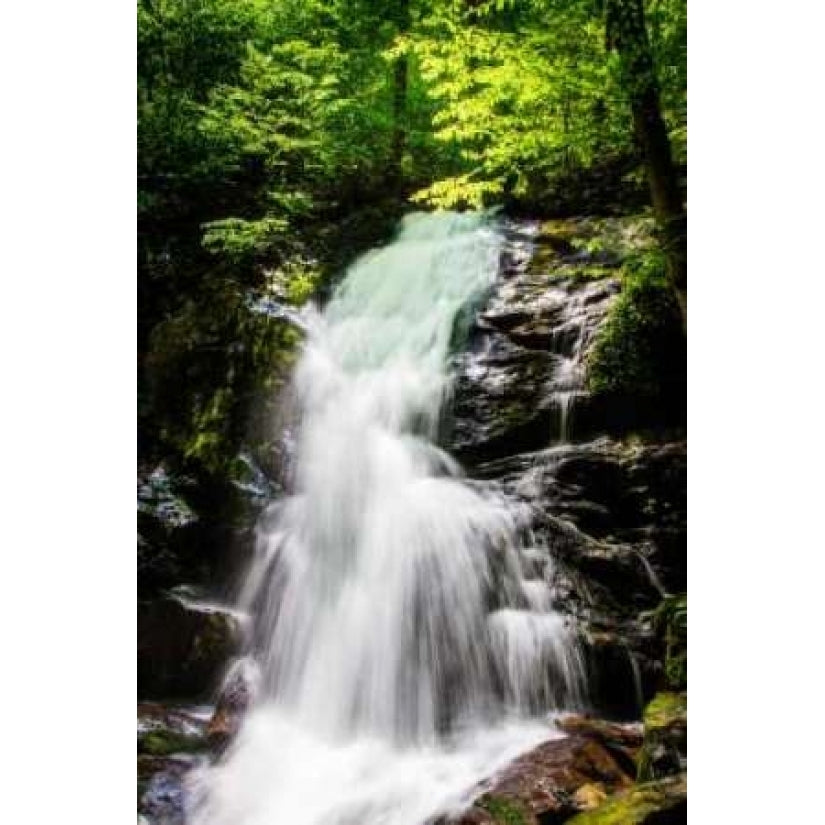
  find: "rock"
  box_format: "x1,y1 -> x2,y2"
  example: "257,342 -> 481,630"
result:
637,693 -> 687,782
563,774 -> 687,825
450,221 -> 623,466
138,590 -> 242,699
450,336 -> 556,465
449,723 -> 640,825
452,218 -> 684,463
138,702 -> 210,756
480,309 -> 536,334
462,432 -> 685,718
507,321 -> 557,351
648,595 -> 687,691
206,657 -> 259,752
138,753 -> 204,825
137,703 -> 214,823
572,783 -> 608,810
557,715 -> 643,756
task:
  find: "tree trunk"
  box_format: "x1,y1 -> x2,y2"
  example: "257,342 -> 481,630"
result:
388,0 -> 411,192
389,54 -> 408,189
607,0 -> 686,330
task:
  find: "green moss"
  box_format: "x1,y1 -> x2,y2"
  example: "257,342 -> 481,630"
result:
527,244 -> 561,277
637,692 -> 687,782
586,251 -> 684,402
479,795 -> 530,825
650,594 -> 687,691
548,263 -> 617,282
565,775 -> 686,825
643,693 -> 687,732
138,729 -> 207,756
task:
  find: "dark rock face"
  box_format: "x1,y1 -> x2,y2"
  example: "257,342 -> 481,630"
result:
448,220 -> 623,465
448,218 -> 686,720
138,590 -> 242,699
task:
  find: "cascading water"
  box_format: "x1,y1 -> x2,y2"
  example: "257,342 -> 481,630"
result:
191,212 -> 586,825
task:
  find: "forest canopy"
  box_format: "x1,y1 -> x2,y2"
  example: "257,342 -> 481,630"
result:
139,0 -> 686,242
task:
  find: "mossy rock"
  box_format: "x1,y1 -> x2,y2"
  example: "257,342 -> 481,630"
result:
650,595 -> 687,691
637,693 -> 687,782
138,729 -> 207,757
529,219 -> 623,282
138,702 -> 210,759
478,795 -> 530,825
586,251 -> 685,419
565,774 -> 686,825
644,693 -> 686,732
529,215 -> 657,281
527,241 -> 566,278
453,729 -> 638,825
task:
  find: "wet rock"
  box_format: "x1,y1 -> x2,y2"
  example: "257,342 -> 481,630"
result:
462,439 -> 684,717
507,319 -> 558,350
138,590 -> 241,699
551,533 -> 661,605
449,341 -> 556,464
450,222 -> 623,465
449,723 -> 640,825
504,440 -> 685,543
637,693 -> 687,782
138,703 -> 211,756
480,309 -> 536,334
206,657 -> 258,752
474,437 -> 685,625
138,753 -> 203,825
452,218 -> 683,467
557,716 -> 643,757
563,773 -> 687,825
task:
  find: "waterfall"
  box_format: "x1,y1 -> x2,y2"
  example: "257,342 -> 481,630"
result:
191,212 -> 585,825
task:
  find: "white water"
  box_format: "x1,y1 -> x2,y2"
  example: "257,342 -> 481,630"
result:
191,212 -> 585,825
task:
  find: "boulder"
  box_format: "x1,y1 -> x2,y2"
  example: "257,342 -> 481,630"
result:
138,590 -> 241,699
449,720 -> 642,825
138,702 -> 210,756
557,715 -> 643,763
138,753 -> 203,825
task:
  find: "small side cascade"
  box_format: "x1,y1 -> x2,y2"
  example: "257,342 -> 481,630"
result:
450,220 -> 622,464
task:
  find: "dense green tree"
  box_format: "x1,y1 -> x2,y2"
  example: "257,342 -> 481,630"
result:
605,0 -> 686,327
408,0 -> 686,320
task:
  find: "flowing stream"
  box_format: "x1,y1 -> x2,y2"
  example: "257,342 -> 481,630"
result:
191,212 -> 586,825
